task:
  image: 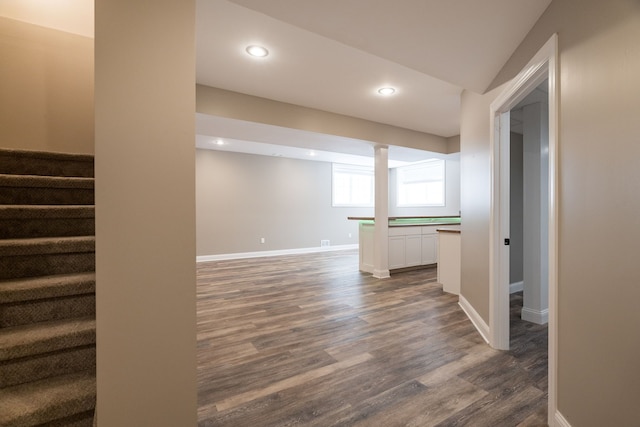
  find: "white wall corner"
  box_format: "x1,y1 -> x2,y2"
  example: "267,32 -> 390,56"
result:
458,295 -> 490,344
554,410 -> 572,427
521,307 -> 549,325
509,281 -> 524,294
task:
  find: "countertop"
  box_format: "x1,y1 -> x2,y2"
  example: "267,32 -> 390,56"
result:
348,216 -> 461,228
436,225 -> 461,233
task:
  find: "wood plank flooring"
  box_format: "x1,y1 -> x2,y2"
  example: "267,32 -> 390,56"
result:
197,249 -> 548,426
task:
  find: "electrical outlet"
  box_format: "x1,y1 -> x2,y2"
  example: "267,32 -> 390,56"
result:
260,237 -> 265,244
321,240 -> 330,247
348,233 -> 352,238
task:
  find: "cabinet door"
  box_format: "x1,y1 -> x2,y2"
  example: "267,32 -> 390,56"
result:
388,236 -> 406,269
422,234 -> 437,265
405,234 -> 422,267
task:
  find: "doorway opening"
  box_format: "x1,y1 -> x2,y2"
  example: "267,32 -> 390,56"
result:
489,34 -> 558,425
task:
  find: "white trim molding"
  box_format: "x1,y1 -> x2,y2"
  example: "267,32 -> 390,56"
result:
509,281 -> 524,294
521,307 -> 549,325
554,411 -> 572,427
458,295 -> 490,344
197,244 -> 359,262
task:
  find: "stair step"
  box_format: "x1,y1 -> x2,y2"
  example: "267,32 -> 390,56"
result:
0,174 -> 94,205
0,274 -> 96,326
0,205 -> 95,239
0,237 -> 95,280
0,293 -> 95,328
0,317 -> 95,362
0,371 -> 95,427
0,345 -> 95,388
0,273 -> 96,303
0,148 -> 94,178
0,236 -> 95,257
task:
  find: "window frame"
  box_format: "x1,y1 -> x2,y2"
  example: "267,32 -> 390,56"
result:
395,159 -> 446,207
331,163 -> 375,207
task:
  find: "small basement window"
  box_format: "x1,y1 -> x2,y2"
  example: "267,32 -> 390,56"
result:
396,159 -> 445,207
332,163 -> 374,207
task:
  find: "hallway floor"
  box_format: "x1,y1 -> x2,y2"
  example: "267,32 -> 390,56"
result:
197,249 -> 548,426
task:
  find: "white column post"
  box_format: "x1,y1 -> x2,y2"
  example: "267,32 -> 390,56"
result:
373,145 -> 390,279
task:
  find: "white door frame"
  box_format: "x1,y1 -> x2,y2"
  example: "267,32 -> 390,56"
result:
489,34 -> 559,425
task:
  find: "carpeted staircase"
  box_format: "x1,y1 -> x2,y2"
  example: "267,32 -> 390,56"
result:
0,149 -> 96,426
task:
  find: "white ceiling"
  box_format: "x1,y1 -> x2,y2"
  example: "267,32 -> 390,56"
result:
196,0 -> 552,163
0,1 -> 553,164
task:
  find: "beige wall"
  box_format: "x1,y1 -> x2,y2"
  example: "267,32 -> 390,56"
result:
446,135 -> 461,154
197,85 -> 449,154
95,1 -> 196,425
460,0 -> 640,424
459,85 -> 504,321
0,17 -> 93,154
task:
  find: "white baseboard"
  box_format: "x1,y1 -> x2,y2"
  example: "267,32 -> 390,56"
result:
554,410 -> 572,427
372,269 -> 390,279
509,280 -> 523,293
521,306 -> 549,325
458,294 -> 490,344
196,244 -> 359,262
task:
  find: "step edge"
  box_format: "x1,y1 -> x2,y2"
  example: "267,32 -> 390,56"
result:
0,149 -> 94,163
0,317 -> 96,361
0,273 -> 96,302
0,205 -> 95,219
0,236 -> 96,256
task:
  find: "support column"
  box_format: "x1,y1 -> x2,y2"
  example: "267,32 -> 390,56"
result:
95,0 -> 197,424
373,145 -> 390,279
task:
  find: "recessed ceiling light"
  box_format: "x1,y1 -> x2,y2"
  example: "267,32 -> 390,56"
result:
309,151 -> 317,157
215,139 -> 225,146
246,45 -> 269,58
377,87 -> 396,96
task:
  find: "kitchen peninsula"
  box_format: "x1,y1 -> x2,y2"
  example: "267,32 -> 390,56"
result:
348,216 -> 461,274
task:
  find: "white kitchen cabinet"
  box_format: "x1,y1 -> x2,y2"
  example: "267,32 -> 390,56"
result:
421,235 -> 437,265
388,235 -> 407,269
405,234 -> 422,267
357,220 -> 458,274
437,228 -> 461,295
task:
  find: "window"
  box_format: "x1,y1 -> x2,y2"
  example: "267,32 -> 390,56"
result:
396,159 -> 445,206
332,163 -> 374,207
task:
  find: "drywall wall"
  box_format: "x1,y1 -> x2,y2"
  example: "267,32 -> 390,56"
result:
509,132 -> 524,285
447,135 -> 461,154
196,149 -> 371,255
196,85 -> 449,154
464,0 -> 640,424
95,0 -> 196,425
196,149 -> 461,256
459,84 -> 504,322
0,17 -> 93,154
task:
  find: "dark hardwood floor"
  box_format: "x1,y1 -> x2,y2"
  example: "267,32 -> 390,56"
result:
197,249 -> 548,426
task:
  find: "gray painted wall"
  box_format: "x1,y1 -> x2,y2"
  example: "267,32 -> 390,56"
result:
509,132 -> 524,285
197,149 -> 460,256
